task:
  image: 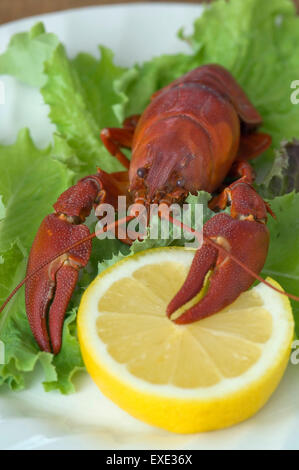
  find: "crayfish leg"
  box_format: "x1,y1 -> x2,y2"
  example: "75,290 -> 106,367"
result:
237,132 -> 272,160
100,115 -> 140,170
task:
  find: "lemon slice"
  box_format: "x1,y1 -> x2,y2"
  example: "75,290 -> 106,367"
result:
77,247 -> 294,433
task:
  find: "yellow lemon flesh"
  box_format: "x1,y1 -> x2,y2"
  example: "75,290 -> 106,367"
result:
77,247 -> 294,433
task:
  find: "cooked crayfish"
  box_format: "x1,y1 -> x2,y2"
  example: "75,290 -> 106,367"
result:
2,64 -> 298,354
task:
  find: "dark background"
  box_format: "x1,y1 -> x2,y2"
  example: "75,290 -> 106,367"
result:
0,0 -> 298,25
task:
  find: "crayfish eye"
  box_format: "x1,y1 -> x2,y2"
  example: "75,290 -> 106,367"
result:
176,178 -> 185,187
137,167 -> 147,178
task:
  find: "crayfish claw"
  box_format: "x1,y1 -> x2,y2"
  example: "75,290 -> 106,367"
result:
26,214 -> 92,354
167,244 -> 217,318
48,264 -> 79,355
168,212 -> 269,326
25,273 -> 54,353
172,266 -> 243,325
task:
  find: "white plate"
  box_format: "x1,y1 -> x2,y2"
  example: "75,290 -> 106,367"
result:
0,3 -> 299,451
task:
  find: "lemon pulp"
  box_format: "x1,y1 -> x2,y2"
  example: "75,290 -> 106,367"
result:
78,248 -> 294,433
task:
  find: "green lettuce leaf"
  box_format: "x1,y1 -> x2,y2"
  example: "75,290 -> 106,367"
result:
72,47 -> 126,129
262,192 -> 299,337
0,196 -> 5,220
0,23 -> 59,87
0,130 -> 85,393
0,22 -> 129,178
0,128 -> 73,252
42,309 -> 85,394
261,139 -> 299,198
114,51 -> 202,120
41,44 -> 127,176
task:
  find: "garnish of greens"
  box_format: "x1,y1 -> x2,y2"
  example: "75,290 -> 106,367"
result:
1,0 -> 299,394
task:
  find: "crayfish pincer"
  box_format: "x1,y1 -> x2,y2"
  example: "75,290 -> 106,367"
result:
2,64 -> 299,355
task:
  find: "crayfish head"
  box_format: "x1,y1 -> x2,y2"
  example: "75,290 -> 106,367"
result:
130,165 -> 188,209
129,134 -> 198,207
